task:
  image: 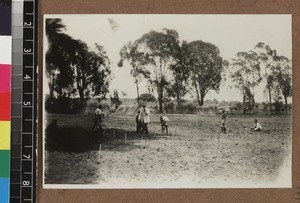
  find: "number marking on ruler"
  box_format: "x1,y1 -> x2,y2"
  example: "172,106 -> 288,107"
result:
11,0 -> 37,202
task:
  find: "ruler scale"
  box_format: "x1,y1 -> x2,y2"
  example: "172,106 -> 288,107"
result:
11,2 -> 24,203
0,0 -> 12,202
11,0 -> 37,202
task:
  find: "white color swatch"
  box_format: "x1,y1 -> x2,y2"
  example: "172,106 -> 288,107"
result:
0,36 -> 12,64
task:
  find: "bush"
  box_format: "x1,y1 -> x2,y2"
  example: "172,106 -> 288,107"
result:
176,102 -> 198,114
165,102 -> 176,113
139,93 -> 157,103
45,96 -> 56,113
45,96 -> 84,114
271,100 -> 285,114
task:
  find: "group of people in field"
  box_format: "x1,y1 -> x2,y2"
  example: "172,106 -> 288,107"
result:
221,109 -> 262,134
90,104 -> 262,136
134,104 -> 170,137
91,103 -> 170,137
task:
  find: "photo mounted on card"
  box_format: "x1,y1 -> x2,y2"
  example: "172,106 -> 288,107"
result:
42,14 -> 292,189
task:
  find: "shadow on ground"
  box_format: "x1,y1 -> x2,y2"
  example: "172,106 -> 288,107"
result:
45,126 -> 165,152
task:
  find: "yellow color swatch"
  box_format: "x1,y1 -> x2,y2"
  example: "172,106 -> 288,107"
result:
0,121 -> 10,150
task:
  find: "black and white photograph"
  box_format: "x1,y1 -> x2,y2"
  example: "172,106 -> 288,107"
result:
43,14 -> 292,188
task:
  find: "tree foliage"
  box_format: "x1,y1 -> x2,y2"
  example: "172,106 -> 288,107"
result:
73,42 -> 111,102
45,18 -> 112,109
228,42 -> 292,114
118,27 -> 291,115
139,93 -> 157,103
184,40 -> 224,106
166,41 -> 190,107
110,90 -> 122,109
139,29 -> 181,112
267,56 -> 292,112
46,18 -> 78,98
124,29 -> 181,112
118,41 -> 149,104
228,51 -> 262,113
254,42 -> 292,113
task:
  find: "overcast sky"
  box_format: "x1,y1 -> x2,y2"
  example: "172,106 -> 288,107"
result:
44,14 -> 292,102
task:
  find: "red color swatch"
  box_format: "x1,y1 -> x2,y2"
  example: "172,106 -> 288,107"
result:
0,93 -> 10,120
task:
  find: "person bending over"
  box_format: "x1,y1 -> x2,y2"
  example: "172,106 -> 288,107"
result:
160,113 -> 169,135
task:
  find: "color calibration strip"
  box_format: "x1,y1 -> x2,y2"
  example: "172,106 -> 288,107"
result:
10,0 -> 37,202
0,0 -> 12,203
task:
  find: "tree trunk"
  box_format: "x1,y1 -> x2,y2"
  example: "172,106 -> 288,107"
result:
176,89 -> 180,107
268,86 -> 272,114
157,82 -> 163,113
79,52 -> 86,104
50,83 -> 54,99
243,94 -> 246,114
159,98 -> 163,113
77,76 -> 85,103
49,73 -> 54,99
58,86 -> 63,98
200,90 -> 205,106
136,81 -> 140,105
176,83 -> 181,107
159,84 -> 164,113
200,97 -> 204,106
284,95 -> 288,111
252,97 -> 256,115
252,87 -> 255,114
194,82 -> 201,106
79,88 -> 84,103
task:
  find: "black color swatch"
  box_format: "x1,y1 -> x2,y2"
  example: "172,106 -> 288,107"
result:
0,5 -> 11,35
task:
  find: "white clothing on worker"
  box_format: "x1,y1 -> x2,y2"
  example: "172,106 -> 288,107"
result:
161,115 -> 169,122
95,108 -> 102,116
139,107 -> 150,123
253,122 -> 262,130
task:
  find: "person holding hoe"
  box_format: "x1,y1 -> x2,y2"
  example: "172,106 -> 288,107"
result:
160,112 -> 169,135
139,103 -> 150,136
135,109 -> 142,133
92,104 -> 103,132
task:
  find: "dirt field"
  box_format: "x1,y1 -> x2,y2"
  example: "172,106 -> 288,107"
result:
44,113 -> 292,188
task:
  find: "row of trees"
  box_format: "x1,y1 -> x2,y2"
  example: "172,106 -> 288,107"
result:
118,29 -> 292,114
227,42 -> 292,113
118,29 -> 224,113
45,19 -> 291,114
46,19 -> 112,104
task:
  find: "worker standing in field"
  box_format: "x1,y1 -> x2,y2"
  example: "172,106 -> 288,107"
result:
139,103 -> 150,136
92,105 -> 103,132
135,110 -> 142,133
221,109 -> 227,133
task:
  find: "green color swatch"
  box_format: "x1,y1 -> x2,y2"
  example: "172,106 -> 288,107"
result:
0,150 -> 10,178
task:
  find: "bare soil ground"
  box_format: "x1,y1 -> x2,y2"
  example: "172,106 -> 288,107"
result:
44,113 -> 292,188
